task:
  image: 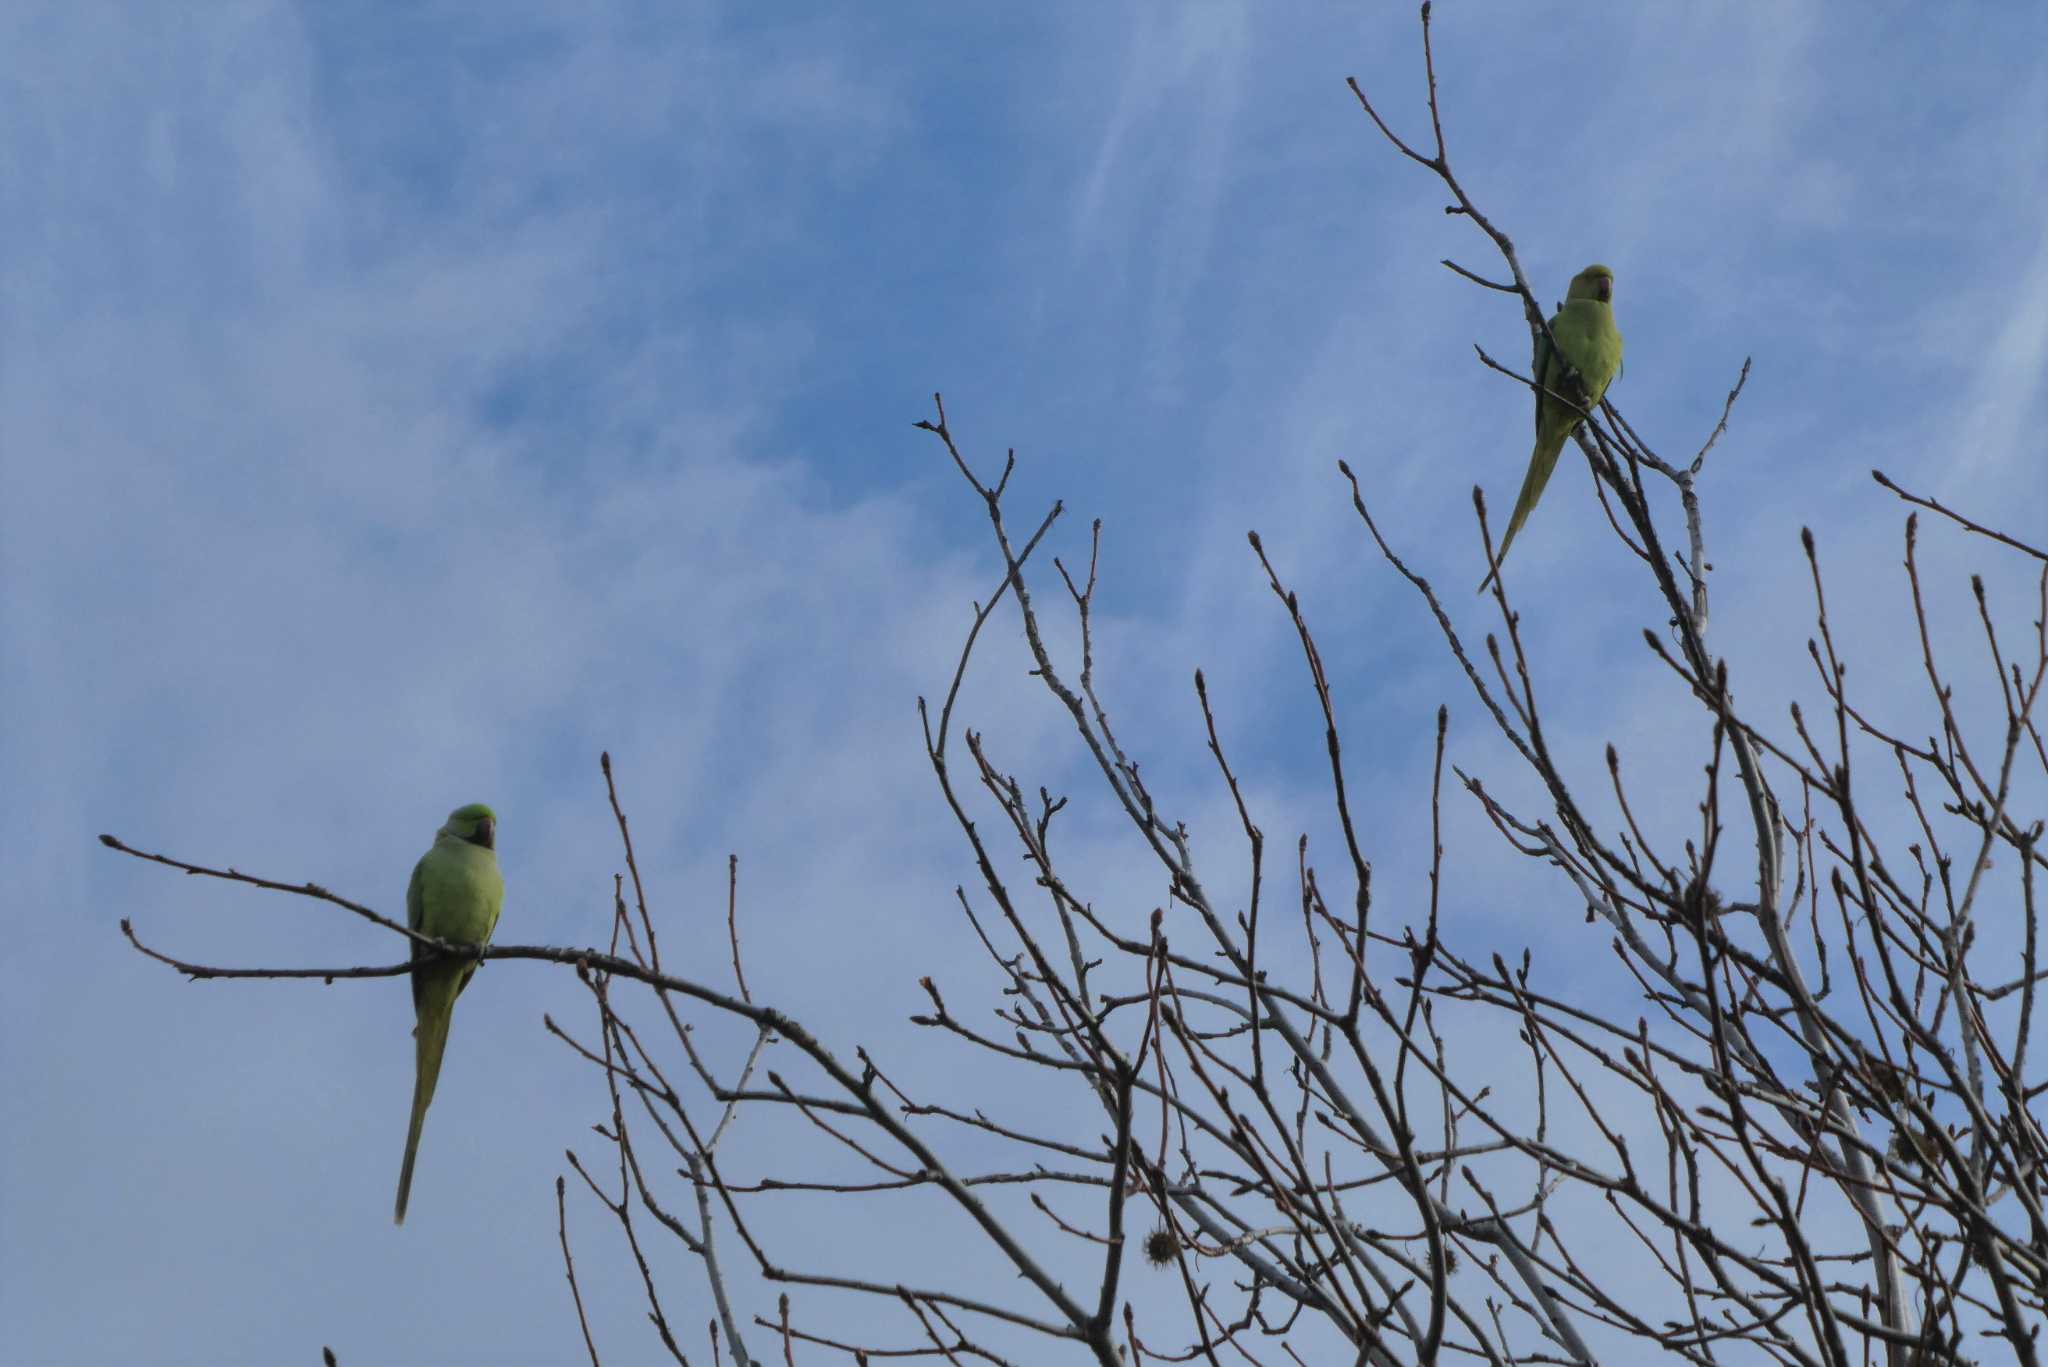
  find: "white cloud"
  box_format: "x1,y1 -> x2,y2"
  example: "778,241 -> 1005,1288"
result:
4,2 -> 2040,1361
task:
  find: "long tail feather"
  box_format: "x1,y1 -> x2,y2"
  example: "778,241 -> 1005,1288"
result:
394,984 -> 456,1225
1477,428 -> 1569,594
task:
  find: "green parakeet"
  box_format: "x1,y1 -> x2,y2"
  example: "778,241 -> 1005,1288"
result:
1478,263 -> 1625,592
393,802 -> 504,1225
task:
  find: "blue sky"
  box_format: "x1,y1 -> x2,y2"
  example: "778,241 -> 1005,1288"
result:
5,3 -> 2045,1363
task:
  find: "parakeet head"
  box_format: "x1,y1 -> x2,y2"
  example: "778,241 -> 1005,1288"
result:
1566,264 -> 1615,305
439,802 -> 498,850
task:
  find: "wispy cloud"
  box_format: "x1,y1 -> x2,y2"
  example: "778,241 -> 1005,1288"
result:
5,3 -> 2041,1361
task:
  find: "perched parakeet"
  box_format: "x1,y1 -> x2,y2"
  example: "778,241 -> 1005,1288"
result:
393,802 -> 504,1225
1478,263 -> 1625,592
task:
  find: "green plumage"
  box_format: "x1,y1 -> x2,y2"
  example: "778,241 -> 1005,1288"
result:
1479,264 -> 1625,592
393,802 -> 504,1225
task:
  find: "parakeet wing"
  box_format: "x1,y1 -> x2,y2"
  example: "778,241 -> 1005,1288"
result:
407,857 -> 428,1013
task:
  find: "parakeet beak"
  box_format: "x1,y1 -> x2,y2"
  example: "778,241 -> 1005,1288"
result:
474,816 -> 496,850
1595,277 -> 1612,303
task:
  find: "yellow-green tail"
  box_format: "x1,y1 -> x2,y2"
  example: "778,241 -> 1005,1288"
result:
1478,427 -> 1570,594
393,993 -> 455,1225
